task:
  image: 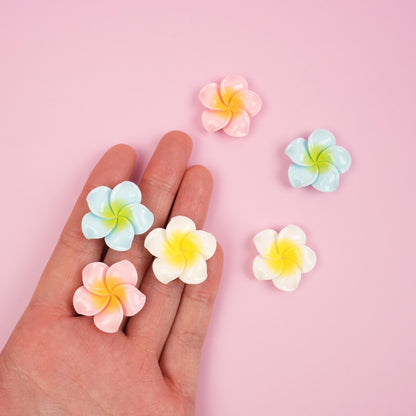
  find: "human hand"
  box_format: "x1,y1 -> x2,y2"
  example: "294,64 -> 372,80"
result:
0,131 -> 223,416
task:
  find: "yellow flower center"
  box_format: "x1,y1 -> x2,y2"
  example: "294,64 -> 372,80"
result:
264,238 -> 303,277
163,231 -> 202,268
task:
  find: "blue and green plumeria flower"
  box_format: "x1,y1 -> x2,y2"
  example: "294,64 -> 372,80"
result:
81,181 -> 154,251
285,129 -> 351,192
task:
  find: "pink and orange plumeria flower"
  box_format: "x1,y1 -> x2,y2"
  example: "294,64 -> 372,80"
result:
73,260 -> 146,333
199,74 -> 262,137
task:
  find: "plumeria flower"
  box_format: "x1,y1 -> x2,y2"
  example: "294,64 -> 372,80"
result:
144,216 -> 217,284
285,129 -> 351,192
73,260 -> 146,333
198,74 -> 262,137
82,181 -> 154,251
253,225 -> 316,291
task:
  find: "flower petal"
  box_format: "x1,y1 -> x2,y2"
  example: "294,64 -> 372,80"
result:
93,296 -> 124,333
285,138 -> 314,166
201,109 -> 232,132
220,75 -> 248,105
301,246 -> 316,273
144,228 -> 168,257
194,230 -> 216,260
110,181 -> 142,215
112,284 -> 146,316
198,83 -> 227,110
104,217 -> 135,251
152,257 -> 183,284
179,255 -> 208,284
272,269 -> 302,291
312,163 -> 340,192
73,286 -> 109,316
223,108 -> 250,137
278,225 -> 306,246
252,255 -> 278,280
82,262 -> 109,296
253,229 -> 278,256
82,213 -> 116,239
308,129 -> 336,159
288,164 -> 319,188
106,259 -> 138,290
318,146 -> 351,174
119,203 -> 154,235
86,186 -> 114,218
230,90 -> 262,117
166,216 -> 196,236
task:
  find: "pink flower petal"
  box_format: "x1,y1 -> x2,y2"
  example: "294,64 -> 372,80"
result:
201,109 -> 232,133
93,296 -> 124,333
220,75 -> 248,105
113,284 -> 146,316
198,83 -> 227,110
230,90 -> 262,117
82,262 -> 109,296
223,108 -> 251,137
73,286 -> 110,316
106,260 -> 138,291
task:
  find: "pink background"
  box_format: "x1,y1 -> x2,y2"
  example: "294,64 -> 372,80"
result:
1,1 -> 415,414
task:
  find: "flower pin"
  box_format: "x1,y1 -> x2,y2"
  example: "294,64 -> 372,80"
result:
285,129 -> 351,192
198,74 -> 262,137
73,260 -> 146,333
144,216 -> 217,284
253,225 -> 316,291
81,181 -> 154,251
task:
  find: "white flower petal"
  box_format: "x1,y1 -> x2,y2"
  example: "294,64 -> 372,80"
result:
288,164 -> 319,188
166,216 -> 196,236
308,129 -> 336,159
179,255 -> 208,284
312,163 -> 340,192
144,228 -> 168,257
104,217 -> 135,251
81,213 -> 116,239
285,138 -> 314,166
152,257 -> 183,284
86,186 -> 114,218
253,229 -> 278,256
110,181 -> 142,214
277,225 -> 306,246
272,269 -> 302,291
301,246 -> 316,273
194,230 -> 216,260
252,255 -> 278,280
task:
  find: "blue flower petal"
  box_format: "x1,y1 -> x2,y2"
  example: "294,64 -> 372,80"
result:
110,181 -> 142,215
319,146 -> 351,174
82,213 -> 116,239
119,203 -> 154,235
86,186 -> 114,218
312,163 -> 340,192
288,164 -> 319,188
285,138 -> 314,166
308,129 -> 336,160
104,217 -> 135,251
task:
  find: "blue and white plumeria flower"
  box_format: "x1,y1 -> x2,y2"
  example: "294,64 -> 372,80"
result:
82,181 -> 154,251
285,129 -> 351,192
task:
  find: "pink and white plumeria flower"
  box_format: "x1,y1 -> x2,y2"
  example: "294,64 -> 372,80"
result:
73,260 -> 145,333
199,74 -> 262,137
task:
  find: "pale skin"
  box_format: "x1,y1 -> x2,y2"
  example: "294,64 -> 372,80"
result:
0,131 -> 223,416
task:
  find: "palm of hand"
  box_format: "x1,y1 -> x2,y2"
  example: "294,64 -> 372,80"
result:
0,132 -> 223,416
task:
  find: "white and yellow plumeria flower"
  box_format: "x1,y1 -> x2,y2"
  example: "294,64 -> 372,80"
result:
253,225 -> 316,291
144,216 -> 217,284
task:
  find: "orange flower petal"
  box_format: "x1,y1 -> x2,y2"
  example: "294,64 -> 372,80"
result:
73,286 -> 110,316
93,296 -> 124,333
112,284 -> 146,316
220,75 -> 248,105
199,83 -> 227,110
230,90 -> 262,117
223,108 -> 250,137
